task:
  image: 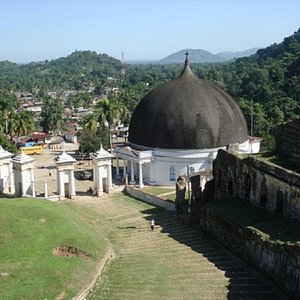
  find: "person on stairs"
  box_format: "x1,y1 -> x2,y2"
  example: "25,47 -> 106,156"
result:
150,218 -> 155,231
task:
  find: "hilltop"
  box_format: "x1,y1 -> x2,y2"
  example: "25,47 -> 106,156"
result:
156,47 -> 258,64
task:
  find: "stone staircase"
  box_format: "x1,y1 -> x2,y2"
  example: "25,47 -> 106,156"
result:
82,195 -> 287,300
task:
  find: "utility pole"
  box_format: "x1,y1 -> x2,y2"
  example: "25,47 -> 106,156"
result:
250,102 -> 254,154
120,52 -> 125,81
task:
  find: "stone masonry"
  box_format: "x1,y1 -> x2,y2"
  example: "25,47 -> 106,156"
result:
212,149 -> 300,222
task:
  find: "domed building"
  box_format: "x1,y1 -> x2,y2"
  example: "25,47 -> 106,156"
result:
115,53 -> 260,187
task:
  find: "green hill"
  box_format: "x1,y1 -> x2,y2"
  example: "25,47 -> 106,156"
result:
192,28 -> 300,150
0,50 -> 121,90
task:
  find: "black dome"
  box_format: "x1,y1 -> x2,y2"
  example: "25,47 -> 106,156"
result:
128,62 -> 248,149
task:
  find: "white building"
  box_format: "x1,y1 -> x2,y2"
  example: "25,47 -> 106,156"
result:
54,151 -> 76,199
0,145 -> 14,195
91,146 -> 113,196
115,53 -> 260,187
12,150 -> 35,197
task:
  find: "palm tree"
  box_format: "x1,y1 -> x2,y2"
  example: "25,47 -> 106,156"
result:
9,111 -> 35,138
82,114 -> 98,135
0,90 -> 18,136
95,97 -> 122,151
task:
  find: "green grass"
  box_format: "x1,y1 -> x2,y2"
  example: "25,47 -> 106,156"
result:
207,198 -> 300,242
142,186 -> 176,202
0,193 -> 283,299
143,186 -> 175,195
0,198 -> 108,300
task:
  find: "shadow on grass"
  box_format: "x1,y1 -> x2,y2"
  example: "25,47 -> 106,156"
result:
139,205 -> 288,300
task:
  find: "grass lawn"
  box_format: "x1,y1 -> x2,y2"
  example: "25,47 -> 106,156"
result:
143,186 -> 176,202
0,198 -> 108,300
207,198 -> 300,242
143,186 -> 175,195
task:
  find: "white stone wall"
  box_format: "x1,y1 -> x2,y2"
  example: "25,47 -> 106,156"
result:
14,168 -> 32,196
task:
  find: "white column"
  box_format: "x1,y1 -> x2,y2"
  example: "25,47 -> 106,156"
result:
107,163 -> 113,190
130,161 -> 135,184
149,163 -> 156,185
93,164 -> 97,190
8,163 -> 13,193
21,171 -> 25,196
97,166 -> 103,196
58,170 -> 65,197
123,160 -> 127,179
116,158 -> 120,176
44,180 -> 48,198
138,162 -> 144,188
30,168 -> 35,197
69,169 -> 76,197
1,164 -> 6,193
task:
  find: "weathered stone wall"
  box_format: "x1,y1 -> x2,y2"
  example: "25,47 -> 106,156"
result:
213,149 -> 300,222
274,118 -> 300,165
200,207 -> 300,299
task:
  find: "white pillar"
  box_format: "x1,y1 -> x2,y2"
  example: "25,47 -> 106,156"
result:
8,163 -> 13,193
30,168 -> 35,197
149,163 -> 155,185
58,170 -> 65,197
97,167 -> 103,196
123,160 -> 127,179
93,164 -> 97,190
44,180 -> 48,198
130,161 -> 135,184
116,158 -> 120,176
138,162 -> 144,188
69,170 -> 76,197
21,172 -> 25,196
107,164 -> 113,190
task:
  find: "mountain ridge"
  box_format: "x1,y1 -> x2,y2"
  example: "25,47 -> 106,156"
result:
155,47 -> 259,64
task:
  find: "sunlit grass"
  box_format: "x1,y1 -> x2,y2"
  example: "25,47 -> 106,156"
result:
0,198 -> 108,300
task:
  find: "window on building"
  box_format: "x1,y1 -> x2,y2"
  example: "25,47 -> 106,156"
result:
170,166 -> 176,181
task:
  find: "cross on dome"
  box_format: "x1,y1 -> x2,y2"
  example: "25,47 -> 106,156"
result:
184,50 -> 189,67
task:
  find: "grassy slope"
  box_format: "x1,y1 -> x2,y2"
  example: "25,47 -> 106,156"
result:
67,194 -> 282,300
0,198 -> 108,300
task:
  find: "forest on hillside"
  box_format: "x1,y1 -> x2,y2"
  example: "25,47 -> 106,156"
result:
0,28 -> 300,151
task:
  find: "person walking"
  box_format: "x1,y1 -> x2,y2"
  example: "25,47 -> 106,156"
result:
150,218 -> 155,231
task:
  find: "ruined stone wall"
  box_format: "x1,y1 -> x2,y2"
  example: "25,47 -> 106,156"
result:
200,208 -> 300,298
213,149 -> 300,222
275,118 -> 300,165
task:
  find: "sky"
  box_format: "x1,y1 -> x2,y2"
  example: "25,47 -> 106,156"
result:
0,0 -> 300,63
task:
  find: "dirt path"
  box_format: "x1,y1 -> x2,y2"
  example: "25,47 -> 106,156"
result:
73,247 -> 114,300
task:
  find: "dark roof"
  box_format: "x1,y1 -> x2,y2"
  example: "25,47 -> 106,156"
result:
128,61 -> 248,149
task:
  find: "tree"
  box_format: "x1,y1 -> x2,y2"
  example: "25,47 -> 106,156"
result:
40,96 -> 63,134
94,96 -> 123,151
78,128 -> 101,158
0,133 -> 18,154
0,89 -> 18,136
9,111 -> 35,137
81,114 -> 98,135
